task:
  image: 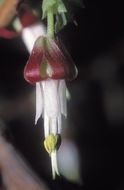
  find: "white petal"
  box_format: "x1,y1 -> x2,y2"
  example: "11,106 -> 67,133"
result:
57,115 -> 62,134
44,112 -> 49,138
50,118 -> 57,135
35,82 -> 43,125
42,79 -> 61,118
58,80 -> 67,117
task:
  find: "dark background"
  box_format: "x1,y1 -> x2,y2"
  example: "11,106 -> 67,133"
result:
0,0 -> 124,189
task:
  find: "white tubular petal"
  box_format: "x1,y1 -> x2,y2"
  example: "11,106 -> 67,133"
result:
35,82 -> 43,125
58,80 -> 67,117
50,118 -> 57,135
58,115 -> 62,134
51,151 -> 59,179
44,113 -> 49,138
42,80 -> 60,118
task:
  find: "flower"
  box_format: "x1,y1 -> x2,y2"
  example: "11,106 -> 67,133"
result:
24,36 -> 77,178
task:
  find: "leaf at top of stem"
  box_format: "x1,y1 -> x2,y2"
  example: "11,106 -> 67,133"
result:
42,0 -> 67,19
55,12 -> 67,33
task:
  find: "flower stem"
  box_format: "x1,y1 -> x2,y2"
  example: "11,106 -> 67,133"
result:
47,10 -> 54,38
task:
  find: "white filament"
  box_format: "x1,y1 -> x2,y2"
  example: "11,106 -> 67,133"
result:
51,151 -> 59,179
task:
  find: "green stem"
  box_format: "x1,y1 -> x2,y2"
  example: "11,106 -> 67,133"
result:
47,10 -> 54,38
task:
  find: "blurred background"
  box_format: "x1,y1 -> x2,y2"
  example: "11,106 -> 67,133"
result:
0,0 -> 124,190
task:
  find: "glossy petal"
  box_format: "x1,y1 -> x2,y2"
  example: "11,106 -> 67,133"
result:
24,36 -> 45,84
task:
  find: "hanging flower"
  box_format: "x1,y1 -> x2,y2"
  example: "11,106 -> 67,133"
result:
0,0 -> 78,179
24,36 -> 78,178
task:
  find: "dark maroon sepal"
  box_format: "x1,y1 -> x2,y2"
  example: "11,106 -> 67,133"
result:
24,36 -> 78,84
24,36 -> 45,84
45,38 -> 78,81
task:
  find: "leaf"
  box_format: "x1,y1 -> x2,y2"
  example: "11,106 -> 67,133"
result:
57,0 -> 67,13
42,0 -> 84,33
55,12 -> 67,33
42,0 -> 56,18
55,0 -> 84,32
42,0 -> 67,19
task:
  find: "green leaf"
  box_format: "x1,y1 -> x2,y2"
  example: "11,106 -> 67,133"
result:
42,0 -> 84,33
57,0 -> 67,13
55,12 -> 67,33
42,0 -> 67,19
42,0 -> 56,18
55,0 -> 84,32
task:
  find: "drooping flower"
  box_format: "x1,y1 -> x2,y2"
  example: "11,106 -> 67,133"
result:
24,36 -> 77,178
